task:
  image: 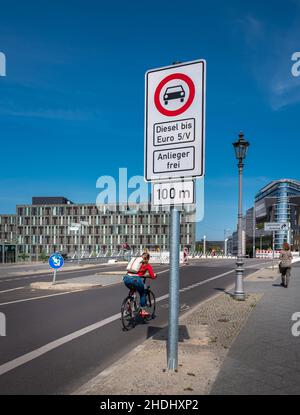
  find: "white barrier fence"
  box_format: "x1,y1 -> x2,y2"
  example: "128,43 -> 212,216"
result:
256,250 -> 300,259
147,251 -> 185,264
147,251 -> 237,264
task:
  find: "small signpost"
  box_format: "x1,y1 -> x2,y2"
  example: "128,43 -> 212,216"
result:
264,222 -> 289,231
153,180 -> 194,206
48,253 -> 64,285
144,59 -> 206,371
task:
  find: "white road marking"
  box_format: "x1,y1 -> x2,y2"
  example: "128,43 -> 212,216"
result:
0,261 -> 272,377
0,266 -> 172,305
0,261 -> 265,306
0,264 -> 131,283
0,287 -> 25,294
0,290 -> 82,306
0,266 -> 237,377
0,312 -> 121,376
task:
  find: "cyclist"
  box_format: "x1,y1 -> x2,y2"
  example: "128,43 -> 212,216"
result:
123,252 -> 157,318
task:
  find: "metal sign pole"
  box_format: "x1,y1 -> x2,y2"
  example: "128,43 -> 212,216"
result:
272,231 -> 275,270
52,269 -> 57,285
78,226 -> 81,266
167,206 -> 180,371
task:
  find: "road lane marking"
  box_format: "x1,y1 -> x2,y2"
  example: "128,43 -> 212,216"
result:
0,287 -> 25,294
0,266 -> 172,305
0,313 -> 121,376
0,264 -> 171,284
0,263 -> 272,377
0,264 -> 138,282
0,261 -> 264,306
0,267 -> 237,376
0,290 -> 82,306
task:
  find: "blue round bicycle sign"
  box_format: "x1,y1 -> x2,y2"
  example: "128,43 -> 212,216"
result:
49,253 -> 64,269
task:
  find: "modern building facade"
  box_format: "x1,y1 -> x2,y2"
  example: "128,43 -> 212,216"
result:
254,179 -> 300,250
0,197 -> 196,262
0,214 -> 17,263
230,179 -> 300,255
230,221 -> 246,256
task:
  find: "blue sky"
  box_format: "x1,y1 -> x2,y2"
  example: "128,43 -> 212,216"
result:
0,0 -> 300,240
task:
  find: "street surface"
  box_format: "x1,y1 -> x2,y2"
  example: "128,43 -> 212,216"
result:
0,258 -> 270,394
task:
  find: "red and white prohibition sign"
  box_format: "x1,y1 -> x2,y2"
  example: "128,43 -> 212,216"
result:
154,73 -> 195,117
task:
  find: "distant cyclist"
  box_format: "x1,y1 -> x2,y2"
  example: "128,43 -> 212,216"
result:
123,252 -> 157,317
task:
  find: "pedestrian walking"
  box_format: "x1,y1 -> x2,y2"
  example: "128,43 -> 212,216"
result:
279,243 -> 293,288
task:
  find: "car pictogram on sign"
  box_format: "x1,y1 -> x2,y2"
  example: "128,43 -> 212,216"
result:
163,85 -> 185,105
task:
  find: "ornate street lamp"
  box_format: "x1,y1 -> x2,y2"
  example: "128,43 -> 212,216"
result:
233,132 -> 250,300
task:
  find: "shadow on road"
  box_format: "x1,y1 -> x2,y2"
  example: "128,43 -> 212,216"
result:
214,287 -> 234,297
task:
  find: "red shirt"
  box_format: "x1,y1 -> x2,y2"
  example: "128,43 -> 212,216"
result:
137,263 -> 156,279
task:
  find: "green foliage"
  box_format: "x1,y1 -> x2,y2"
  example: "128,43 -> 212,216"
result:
38,250 -> 49,262
18,253 -> 29,261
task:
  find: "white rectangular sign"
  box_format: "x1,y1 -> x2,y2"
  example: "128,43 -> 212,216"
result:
69,226 -> 80,231
264,222 -> 290,231
152,180 -> 194,206
145,59 -> 206,182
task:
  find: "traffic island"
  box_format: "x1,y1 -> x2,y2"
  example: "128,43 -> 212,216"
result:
30,273 -> 125,291
30,281 -> 103,291
74,290 -> 263,395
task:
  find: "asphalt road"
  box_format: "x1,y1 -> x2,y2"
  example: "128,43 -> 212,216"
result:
0,262 -> 130,291
0,258 -> 272,394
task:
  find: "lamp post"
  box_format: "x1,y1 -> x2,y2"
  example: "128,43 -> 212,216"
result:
224,238 -> 228,256
224,228 -> 231,257
233,132 -> 250,300
252,205 -> 256,258
260,234 -> 264,251
203,235 -> 206,256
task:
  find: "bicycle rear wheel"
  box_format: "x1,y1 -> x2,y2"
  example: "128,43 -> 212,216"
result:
144,290 -> 156,321
121,297 -> 137,330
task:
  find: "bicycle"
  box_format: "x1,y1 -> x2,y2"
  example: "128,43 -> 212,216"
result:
121,276 -> 156,331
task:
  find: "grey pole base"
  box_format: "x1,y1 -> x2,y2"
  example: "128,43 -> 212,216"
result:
234,292 -> 246,301
167,358 -> 178,371
52,269 -> 57,285
234,258 -> 245,301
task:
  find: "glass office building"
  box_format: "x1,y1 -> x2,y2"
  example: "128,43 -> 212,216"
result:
255,179 -> 300,250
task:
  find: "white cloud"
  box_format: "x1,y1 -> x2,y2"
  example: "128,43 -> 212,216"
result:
238,10 -> 300,110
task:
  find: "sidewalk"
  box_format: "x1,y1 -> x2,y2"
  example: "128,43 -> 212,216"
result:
211,263 -> 300,395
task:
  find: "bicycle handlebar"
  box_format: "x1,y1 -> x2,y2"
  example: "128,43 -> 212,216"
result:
143,274 -> 158,282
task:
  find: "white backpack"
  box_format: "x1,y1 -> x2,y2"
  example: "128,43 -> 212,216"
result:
126,257 -> 142,274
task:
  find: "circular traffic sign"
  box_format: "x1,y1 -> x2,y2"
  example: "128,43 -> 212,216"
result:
154,73 -> 195,117
48,253 -> 64,269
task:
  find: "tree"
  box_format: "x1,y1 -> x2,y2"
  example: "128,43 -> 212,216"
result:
18,253 -> 29,262
38,250 -> 49,263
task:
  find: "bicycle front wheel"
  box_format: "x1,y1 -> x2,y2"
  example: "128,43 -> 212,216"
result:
121,297 -> 136,330
144,290 -> 156,321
